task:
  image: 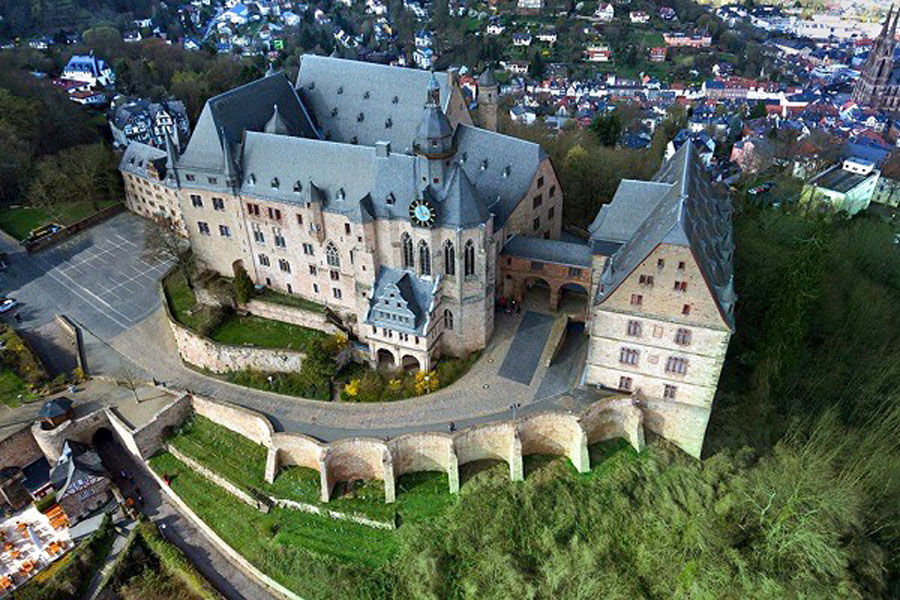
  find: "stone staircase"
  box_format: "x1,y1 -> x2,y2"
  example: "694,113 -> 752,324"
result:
540,313 -> 571,368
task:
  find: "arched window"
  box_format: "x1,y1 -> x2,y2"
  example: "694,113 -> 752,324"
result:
464,240 -> 475,277
444,309 -> 454,331
325,241 -> 340,267
418,240 -> 431,276
444,240 -> 455,276
401,233 -> 414,269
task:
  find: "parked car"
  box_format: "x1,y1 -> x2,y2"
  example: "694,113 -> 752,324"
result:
0,298 -> 18,313
30,223 -> 62,239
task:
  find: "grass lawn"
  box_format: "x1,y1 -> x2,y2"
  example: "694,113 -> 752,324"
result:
149,452 -> 393,600
0,368 -> 37,407
0,200 -> 119,240
163,271 -> 326,351
255,287 -> 325,313
209,314 -> 325,351
168,416 -> 453,524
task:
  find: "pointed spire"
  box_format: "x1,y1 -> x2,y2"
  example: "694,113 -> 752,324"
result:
882,5 -> 893,37
426,71 -> 441,106
264,103 -> 290,136
164,129 -> 178,171
892,5 -> 900,38
220,127 -> 238,186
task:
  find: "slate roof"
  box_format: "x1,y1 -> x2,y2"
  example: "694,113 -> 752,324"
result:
38,397 -> 73,419
21,457 -> 50,493
595,142 -> 736,330
295,55 -> 454,151
502,235 -> 592,267
50,441 -> 106,495
179,71 -> 319,172
366,267 -> 438,335
120,141 -> 170,181
588,180 -> 673,242
811,165 -> 874,193
173,60 -> 547,230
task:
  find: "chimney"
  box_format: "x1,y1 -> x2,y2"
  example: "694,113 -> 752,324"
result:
375,141 -> 391,158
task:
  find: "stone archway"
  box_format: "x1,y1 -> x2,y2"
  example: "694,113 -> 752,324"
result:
377,349 -> 396,370
522,276 -> 552,310
401,354 -> 420,372
557,282 -> 589,319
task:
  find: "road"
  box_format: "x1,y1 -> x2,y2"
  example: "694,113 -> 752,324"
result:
94,429 -> 281,600
1,212 -> 598,443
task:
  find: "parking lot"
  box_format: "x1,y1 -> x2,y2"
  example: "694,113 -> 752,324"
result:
0,213 -> 171,341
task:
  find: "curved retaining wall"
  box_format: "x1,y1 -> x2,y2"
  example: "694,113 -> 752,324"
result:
189,392 -> 645,506
161,285 -> 306,375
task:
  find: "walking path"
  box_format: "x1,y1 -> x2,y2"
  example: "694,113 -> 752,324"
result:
83,519 -> 136,600
97,298 -> 596,441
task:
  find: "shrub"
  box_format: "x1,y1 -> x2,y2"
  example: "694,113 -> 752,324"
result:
34,492 -> 56,513
233,263 -> 253,304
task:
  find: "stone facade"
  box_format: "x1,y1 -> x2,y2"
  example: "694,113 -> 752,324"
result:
167,314 -> 305,374
242,299 -> 339,334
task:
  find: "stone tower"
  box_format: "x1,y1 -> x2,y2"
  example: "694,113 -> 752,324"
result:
853,5 -> 900,112
476,68 -> 499,132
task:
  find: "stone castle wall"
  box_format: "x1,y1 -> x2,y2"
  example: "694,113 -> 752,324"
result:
0,428 -> 43,470
189,392 -> 645,506
243,299 -> 339,335
168,317 -> 306,374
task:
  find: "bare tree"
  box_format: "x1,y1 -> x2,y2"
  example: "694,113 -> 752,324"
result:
143,219 -> 195,289
116,361 -> 144,403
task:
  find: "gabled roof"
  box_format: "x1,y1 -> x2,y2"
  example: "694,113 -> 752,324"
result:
50,440 -> 106,495
502,235 -> 592,267
179,71 -> 319,171
120,141 -> 169,181
595,142 -> 736,331
295,55 -> 455,151
38,397 -> 73,419
366,267 -> 438,335
588,180 -> 672,243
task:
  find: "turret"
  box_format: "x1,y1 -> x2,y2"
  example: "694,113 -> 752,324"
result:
414,75 -> 455,187
476,68 -> 499,132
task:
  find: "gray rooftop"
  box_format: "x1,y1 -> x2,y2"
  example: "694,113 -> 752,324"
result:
588,180 -> 673,243
49,440 -> 106,495
811,165 -> 874,193
120,141 -> 169,181
502,235 -> 592,267
295,55 -> 454,151
596,142 -> 736,330
366,267 -> 438,335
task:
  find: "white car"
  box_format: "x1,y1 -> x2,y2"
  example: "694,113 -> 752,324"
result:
0,298 -> 19,314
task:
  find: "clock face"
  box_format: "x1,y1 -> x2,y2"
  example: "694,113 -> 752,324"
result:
409,199 -> 436,228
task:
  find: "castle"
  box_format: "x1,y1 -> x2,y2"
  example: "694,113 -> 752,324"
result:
120,56 -> 734,457
853,6 -> 900,113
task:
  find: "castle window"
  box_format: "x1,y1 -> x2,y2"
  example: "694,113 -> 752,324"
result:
219,225 -> 230,237
363,90 -> 370,99
537,176 -> 545,188
639,274 -> 654,286
296,214 -> 303,226
675,328 -> 692,346
392,95 -> 399,104
444,241 -> 455,276
331,107 -> 338,117
402,233 -> 414,269
464,241 -> 475,277
345,223 -> 351,235
682,304 -> 691,315
663,385 -> 677,399
503,165 -> 511,178
330,270 -> 340,281
550,185 -> 556,197
480,159 -> 488,171
337,86 -> 343,94
294,181 -> 302,193
630,294 -> 643,306
674,281 -> 688,292
258,253 -> 270,267
207,177 -> 217,185
309,265 -> 317,275
532,194 -> 542,209
386,193 -> 395,205
657,259 -> 665,269
185,174 -> 195,182
248,174 -> 256,185
665,357 -> 688,375
357,112 -> 365,122
326,241 -> 341,268
549,206 -> 555,220
626,320 -> 642,337
385,117 -> 392,128
678,261 -> 686,270
618,376 -> 632,391
619,348 -> 640,366
279,259 -> 291,273
247,203 -> 261,216
333,288 -> 342,299
274,230 -> 286,248
419,240 -> 431,276
197,221 -> 210,235
444,309 -> 454,331
271,177 -> 280,189
213,197 -> 225,211
337,188 -> 346,201
191,195 -> 203,207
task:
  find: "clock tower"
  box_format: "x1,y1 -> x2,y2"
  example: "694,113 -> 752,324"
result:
413,73 -> 455,189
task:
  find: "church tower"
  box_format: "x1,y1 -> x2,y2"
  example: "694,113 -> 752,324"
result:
853,5 -> 900,112
476,68 -> 499,132
413,73 -> 455,188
